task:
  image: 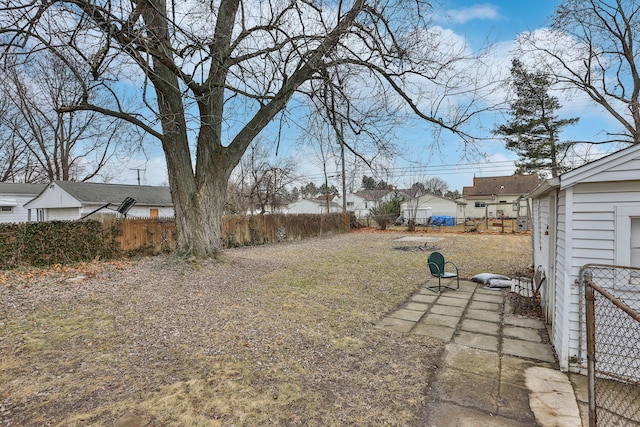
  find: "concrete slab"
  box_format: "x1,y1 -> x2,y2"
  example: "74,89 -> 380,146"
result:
420,313 -> 460,328
568,373 -> 588,405
426,402 -> 535,427
496,382 -> 538,424
444,290 -> 474,300
454,331 -> 499,352
430,304 -> 465,317
569,373 -> 589,427
375,317 -> 415,333
443,343 -> 499,377
459,282 -> 477,293
404,302 -> 430,312
526,367 -> 583,427
438,369 -> 500,413
436,296 -> 470,307
500,355 -> 538,385
503,325 -> 542,342
413,323 -> 455,341
503,338 -> 556,363
460,318 -> 500,336
465,308 -> 501,323
504,315 -> 545,329
389,308 -> 424,322
468,301 -> 502,311
475,286 -> 503,295
410,293 -> 437,304
472,292 -> 505,303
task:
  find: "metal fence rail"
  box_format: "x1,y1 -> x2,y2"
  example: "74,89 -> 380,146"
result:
581,264 -> 640,427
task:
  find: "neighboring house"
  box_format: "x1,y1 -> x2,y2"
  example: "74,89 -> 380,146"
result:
399,194 -> 466,224
529,143 -> 640,373
335,190 -> 394,218
462,174 -> 539,219
286,197 -> 341,214
25,181 -> 174,221
0,183 -> 47,223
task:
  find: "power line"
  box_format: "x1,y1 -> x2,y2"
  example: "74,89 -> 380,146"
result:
298,160 -> 517,182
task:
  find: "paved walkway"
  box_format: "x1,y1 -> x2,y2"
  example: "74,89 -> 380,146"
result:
376,279 -> 584,427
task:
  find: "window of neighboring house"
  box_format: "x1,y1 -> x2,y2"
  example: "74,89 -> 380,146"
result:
0,206 -> 12,213
475,202 -> 486,208
364,202 -> 368,208
150,208 -> 159,218
347,201 -> 354,207
37,209 -> 45,221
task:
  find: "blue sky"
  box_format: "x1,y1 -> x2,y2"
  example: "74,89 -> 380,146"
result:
119,0 -> 620,193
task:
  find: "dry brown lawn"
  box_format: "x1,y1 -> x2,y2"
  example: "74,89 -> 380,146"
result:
0,229 -> 531,426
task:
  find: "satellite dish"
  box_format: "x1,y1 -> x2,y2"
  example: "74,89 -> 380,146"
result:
117,197 -> 136,217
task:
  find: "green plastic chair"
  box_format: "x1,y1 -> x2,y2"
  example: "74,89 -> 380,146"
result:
427,252 -> 460,293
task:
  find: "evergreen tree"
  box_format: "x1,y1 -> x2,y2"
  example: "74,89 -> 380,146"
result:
361,175 -> 389,191
495,59 -> 578,177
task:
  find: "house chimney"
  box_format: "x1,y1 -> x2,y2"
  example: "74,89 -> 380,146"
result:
473,175 -> 477,187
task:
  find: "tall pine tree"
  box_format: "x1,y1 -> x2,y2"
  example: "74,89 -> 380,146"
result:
495,59 -> 578,177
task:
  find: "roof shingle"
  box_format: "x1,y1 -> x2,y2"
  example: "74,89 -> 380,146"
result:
462,175 -> 539,197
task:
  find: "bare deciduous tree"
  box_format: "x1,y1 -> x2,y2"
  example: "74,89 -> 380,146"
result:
519,0 -> 640,144
1,53 -> 139,183
0,0 -> 487,258
227,141 -> 296,214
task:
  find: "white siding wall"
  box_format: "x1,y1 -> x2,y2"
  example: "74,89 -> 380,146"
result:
532,195 -> 551,312
553,191 -> 567,369
0,195 -> 35,223
119,206 -> 174,218
46,207 -> 82,221
560,181 -> 640,372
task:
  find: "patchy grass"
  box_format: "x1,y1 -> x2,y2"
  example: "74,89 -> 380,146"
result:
0,231 -> 531,426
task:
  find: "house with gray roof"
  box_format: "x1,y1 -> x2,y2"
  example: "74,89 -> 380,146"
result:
24,181 -> 174,221
0,183 -> 47,223
462,174 -> 539,219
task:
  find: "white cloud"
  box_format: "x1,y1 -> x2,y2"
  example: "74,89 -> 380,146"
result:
446,4 -> 502,25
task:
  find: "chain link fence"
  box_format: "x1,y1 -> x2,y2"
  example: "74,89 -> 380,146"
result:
580,264 -> 640,427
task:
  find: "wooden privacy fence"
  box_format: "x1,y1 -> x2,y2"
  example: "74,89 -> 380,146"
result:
105,217 -> 176,254
105,213 -> 351,254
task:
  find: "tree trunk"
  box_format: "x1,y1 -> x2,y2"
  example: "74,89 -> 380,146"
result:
172,168 -> 229,259
142,0 -> 230,259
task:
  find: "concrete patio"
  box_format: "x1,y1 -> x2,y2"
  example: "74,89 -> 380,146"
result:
376,278 -> 584,426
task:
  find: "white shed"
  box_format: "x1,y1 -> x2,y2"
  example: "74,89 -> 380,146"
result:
286,198 -> 341,214
529,143 -> 640,372
400,194 -> 465,224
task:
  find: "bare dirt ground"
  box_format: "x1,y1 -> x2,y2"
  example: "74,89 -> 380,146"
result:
0,230 -> 532,426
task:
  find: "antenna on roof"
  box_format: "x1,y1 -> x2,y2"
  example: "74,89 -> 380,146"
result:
130,168 -> 146,185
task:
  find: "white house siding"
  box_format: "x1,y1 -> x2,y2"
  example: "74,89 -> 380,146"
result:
127,206 -> 174,218
81,205 -> 175,218
551,181 -> 640,373
553,191 -> 569,370
46,207 -> 82,221
286,199 -> 340,214
532,195 -> 551,316
400,195 -> 462,223
338,194 -> 369,218
531,145 -> 640,374
0,195 -> 33,223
